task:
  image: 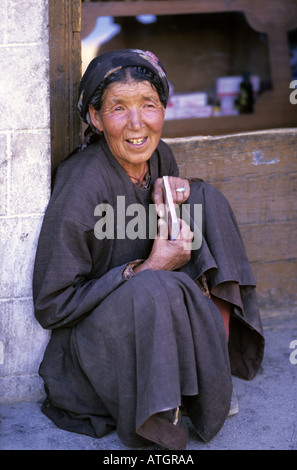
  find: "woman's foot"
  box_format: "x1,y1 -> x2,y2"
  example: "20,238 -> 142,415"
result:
228,387 -> 239,416
137,407 -> 188,450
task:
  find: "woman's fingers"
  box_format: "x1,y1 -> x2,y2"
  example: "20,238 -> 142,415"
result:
152,177 -> 190,217
152,178 -> 165,217
157,218 -> 193,244
170,177 -> 190,204
178,219 -> 194,250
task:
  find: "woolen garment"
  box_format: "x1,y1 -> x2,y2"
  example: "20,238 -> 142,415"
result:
33,137 -> 264,446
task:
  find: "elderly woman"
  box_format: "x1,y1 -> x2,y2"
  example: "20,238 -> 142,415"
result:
33,49 -> 264,450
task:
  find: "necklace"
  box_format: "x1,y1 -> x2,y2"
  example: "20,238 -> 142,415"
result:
127,164 -> 148,183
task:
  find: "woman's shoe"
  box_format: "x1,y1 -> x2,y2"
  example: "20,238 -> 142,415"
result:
228,387 -> 239,416
137,407 -> 188,450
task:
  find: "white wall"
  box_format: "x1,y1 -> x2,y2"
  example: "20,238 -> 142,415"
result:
0,0 -> 51,402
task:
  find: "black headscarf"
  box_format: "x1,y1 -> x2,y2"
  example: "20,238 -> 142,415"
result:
77,49 -> 169,127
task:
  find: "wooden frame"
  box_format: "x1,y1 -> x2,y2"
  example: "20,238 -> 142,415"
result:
166,128 -> 297,306
82,1 -> 297,138
47,1 -> 297,303
49,0 -> 82,171
49,1 -> 297,170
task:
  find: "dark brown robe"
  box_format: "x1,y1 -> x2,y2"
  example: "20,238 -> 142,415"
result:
33,138 -> 264,446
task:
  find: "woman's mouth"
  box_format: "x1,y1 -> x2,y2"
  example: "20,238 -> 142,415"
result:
126,137 -> 147,146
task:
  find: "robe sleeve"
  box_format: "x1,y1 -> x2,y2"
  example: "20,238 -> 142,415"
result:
33,214 -> 126,330
157,139 -> 179,178
33,140 -> 180,331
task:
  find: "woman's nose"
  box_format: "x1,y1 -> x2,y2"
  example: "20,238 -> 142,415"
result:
127,109 -> 143,129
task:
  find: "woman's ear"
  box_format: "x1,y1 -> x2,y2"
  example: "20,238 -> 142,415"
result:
89,105 -> 104,132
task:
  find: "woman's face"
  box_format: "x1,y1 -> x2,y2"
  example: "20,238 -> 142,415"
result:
89,80 -> 165,172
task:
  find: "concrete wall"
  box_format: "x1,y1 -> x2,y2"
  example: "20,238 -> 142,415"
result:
0,0 -> 51,403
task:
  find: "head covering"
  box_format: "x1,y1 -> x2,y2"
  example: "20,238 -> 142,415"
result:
77,49 -> 169,124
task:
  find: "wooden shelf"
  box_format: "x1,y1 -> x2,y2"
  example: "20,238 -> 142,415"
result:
82,0 -> 297,137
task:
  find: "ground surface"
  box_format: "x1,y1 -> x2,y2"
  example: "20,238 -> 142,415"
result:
1,307 -> 296,452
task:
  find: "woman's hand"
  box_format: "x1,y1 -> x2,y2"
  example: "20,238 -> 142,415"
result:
152,177 -> 190,218
134,218 -> 193,273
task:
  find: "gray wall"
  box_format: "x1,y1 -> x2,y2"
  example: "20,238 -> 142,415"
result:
0,0 -> 51,402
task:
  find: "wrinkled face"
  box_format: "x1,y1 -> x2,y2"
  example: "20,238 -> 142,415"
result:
89,80 -> 166,172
